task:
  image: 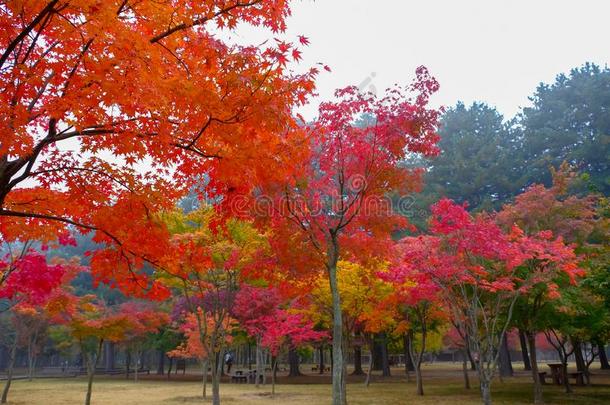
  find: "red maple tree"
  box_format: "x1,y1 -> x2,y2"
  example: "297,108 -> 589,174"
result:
0,0 -> 317,299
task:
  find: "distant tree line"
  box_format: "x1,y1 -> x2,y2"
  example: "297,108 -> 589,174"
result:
410,63 -> 610,226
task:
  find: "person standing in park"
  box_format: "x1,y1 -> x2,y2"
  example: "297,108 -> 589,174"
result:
224,352 -> 234,374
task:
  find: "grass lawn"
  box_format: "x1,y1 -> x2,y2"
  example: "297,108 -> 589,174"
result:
4,365 -> 610,404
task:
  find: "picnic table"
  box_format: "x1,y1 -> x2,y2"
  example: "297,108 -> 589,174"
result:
231,370 -> 248,383
547,363 -> 563,385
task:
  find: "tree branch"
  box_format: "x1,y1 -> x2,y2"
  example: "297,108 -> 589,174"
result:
149,1 -> 263,44
0,0 -> 59,70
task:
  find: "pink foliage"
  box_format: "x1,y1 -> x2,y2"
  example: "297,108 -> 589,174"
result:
0,250 -> 70,305
234,285 -> 326,355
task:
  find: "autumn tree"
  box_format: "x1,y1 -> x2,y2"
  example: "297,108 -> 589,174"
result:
233,285 -> 281,387
307,260 -> 394,382
0,245 -> 76,404
0,0 -> 317,298
13,305 -> 49,381
497,164 -> 600,402
157,206 -> 268,405
47,291 -> 167,405
422,199 -> 582,405
234,284 -> 325,396
260,68 -> 440,405
118,301 -> 170,382
382,238 -> 445,396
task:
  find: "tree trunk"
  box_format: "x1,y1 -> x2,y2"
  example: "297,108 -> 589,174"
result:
519,329 -> 532,371
561,359 -> 572,394
574,340 -> 585,372
480,379 -> 492,405
408,330 -> 425,396
125,351 -> 131,379
573,340 -> 589,385
527,332 -> 544,404
403,334 -> 415,376
84,340 -> 104,405
211,349 -> 222,405
104,342 -> 115,372
352,346 -> 364,375
414,362 -> 423,395
255,338 -> 264,387
167,357 -> 173,379
499,334 -> 513,377
156,350 -> 165,375
372,337 -> 382,371
364,342 -> 373,387
27,339 -> 36,381
288,347 -> 301,376
466,345 -> 476,371
328,254 -> 346,405
318,346 -> 325,375
380,333 -> 390,377
461,348 -> 471,389
85,362 -> 96,405
0,339 -> 17,404
271,356 -> 277,398
599,344 -> 610,370
134,351 -> 140,382
202,358 -> 208,399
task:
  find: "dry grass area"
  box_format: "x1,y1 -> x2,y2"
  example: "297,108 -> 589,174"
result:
4,366 -> 610,404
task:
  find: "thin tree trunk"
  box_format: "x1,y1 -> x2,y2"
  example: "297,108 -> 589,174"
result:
125,350 -> 131,379
574,340 -> 585,372
380,333 -> 391,377
599,345 -> 610,370
461,348 -> 471,389
27,338 -> 36,381
156,350 -> 165,375
527,332 -> 544,404
480,379 -> 492,405
561,359 -> 572,394
271,356 -> 277,398
328,252 -> 346,405
519,330 -> 532,371
352,346 -> 364,375
211,349 -> 222,405
466,345 -> 476,371
134,351 -> 140,382
255,338 -> 263,387
84,339 -> 104,405
408,329 -> 425,396
202,358 -> 208,399
0,339 -> 17,404
403,334 -> 415,379
104,342 -> 115,372
499,334 -> 513,377
364,343 -> 373,387
372,336 -> 382,371
573,340 -> 590,384
318,346 -> 325,375
167,357 -> 173,379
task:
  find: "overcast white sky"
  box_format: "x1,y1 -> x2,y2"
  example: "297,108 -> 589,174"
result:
231,0 -> 610,120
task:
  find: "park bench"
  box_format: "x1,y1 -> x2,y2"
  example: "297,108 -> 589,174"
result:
568,371 -> 585,386
127,368 -> 151,375
37,366 -> 76,377
538,372 -> 547,384
231,370 -> 248,383
246,370 -> 264,384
